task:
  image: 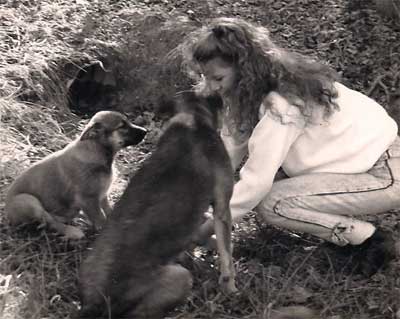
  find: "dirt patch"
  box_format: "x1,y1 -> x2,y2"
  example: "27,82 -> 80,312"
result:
65,11 -> 199,116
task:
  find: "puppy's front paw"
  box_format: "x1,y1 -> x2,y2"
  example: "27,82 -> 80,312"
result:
63,226 -> 85,240
219,275 -> 238,294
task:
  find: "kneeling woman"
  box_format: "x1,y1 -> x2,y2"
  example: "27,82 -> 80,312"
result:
177,17 -> 399,274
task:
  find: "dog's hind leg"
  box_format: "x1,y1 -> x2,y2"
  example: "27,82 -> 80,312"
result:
126,264 -> 193,319
5,193 -> 84,239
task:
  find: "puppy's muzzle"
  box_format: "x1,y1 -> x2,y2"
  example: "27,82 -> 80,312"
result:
126,124 -> 147,146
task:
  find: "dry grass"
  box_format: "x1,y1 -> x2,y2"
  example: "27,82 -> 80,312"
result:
0,2 -> 149,319
1,0 -> 400,319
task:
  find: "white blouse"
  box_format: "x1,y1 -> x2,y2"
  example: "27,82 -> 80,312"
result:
222,82 -> 398,221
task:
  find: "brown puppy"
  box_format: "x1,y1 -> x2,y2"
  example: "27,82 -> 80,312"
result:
78,92 -> 237,319
5,111 -> 147,239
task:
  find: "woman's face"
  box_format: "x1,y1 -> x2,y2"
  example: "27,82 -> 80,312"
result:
200,57 -> 237,97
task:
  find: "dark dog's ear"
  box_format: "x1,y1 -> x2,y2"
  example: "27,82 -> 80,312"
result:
80,122 -> 103,140
156,95 -> 179,119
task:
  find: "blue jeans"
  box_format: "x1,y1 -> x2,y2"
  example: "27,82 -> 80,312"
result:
256,137 -> 400,246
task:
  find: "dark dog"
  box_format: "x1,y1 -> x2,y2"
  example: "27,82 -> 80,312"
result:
78,92 -> 237,319
5,111 -> 147,239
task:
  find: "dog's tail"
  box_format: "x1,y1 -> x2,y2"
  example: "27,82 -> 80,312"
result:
77,301 -> 140,319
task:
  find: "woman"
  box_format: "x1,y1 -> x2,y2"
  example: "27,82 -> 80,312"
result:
177,17 -> 399,274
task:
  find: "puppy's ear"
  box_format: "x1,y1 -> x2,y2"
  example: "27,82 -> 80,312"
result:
80,122 -> 103,140
155,95 -> 179,119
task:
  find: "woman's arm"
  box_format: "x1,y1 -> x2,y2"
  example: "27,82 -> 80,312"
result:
230,96 -> 305,221
195,95 -> 305,246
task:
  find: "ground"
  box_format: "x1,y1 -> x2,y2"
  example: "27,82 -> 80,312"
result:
1,0 -> 400,318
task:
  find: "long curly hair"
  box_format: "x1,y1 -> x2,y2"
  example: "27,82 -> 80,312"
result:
176,17 -> 339,137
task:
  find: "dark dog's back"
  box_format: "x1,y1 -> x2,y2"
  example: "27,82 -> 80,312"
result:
78,93 -> 232,318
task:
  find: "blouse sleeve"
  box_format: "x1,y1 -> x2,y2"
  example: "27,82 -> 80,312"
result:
229,96 -> 305,222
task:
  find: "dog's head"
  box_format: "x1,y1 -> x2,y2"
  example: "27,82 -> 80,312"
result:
157,91 -> 223,130
80,111 -> 147,152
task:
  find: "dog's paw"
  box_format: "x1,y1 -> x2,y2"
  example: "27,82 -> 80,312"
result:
63,226 -> 85,240
219,275 -> 238,294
